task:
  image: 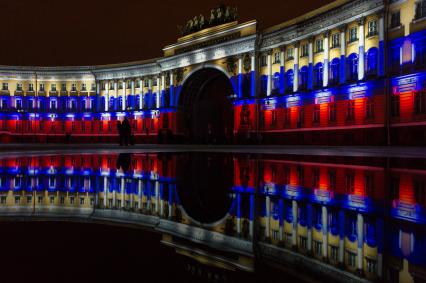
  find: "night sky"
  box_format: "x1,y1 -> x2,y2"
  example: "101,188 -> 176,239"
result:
1,0 -> 333,67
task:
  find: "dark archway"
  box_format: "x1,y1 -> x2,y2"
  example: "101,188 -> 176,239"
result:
179,68 -> 234,144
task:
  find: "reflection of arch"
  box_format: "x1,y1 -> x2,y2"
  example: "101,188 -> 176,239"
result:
366,47 -> 378,76
347,53 -> 358,81
329,58 -> 340,85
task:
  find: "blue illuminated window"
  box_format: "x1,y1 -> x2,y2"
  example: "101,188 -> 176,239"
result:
299,66 -> 308,90
286,69 -> 294,92
347,53 -> 358,81
273,72 -> 280,92
261,75 -> 268,95
366,47 -> 378,77
329,58 -> 340,85
314,62 -> 323,88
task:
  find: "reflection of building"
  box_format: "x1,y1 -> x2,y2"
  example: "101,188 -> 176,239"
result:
0,0 -> 425,145
0,153 -> 425,282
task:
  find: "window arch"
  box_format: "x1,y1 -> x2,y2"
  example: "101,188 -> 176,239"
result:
314,62 -> 323,88
286,69 -> 294,93
366,47 -> 378,77
299,66 -> 308,90
347,53 -> 359,82
329,58 -> 340,85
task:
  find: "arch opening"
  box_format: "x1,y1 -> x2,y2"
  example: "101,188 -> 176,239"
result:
179,68 -> 234,144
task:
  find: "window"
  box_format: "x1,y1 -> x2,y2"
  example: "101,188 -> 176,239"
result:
2,83 -> 8,91
313,104 -> 320,124
286,48 -> 294,60
16,83 -> 23,91
273,52 -> 280,64
331,33 -> 340,48
301,44 -> 309,57
144,80 -> 149,88
391,95 -> 400,117
415,0 -> 426,20
330,245 -> 339,262
297,107 -> 304,128
70,197 -> 75,205
312,168 -> 320,187
329,102 -> 336,122
0,196 -> 6,204
313,240 -> 322,256
414,91 -> 426,115
284,108 -> 291,127
315,39 -> 324,53
60,196 -> 65,204
28,83 -> 34,92
272,229 -> 280,240
81,83 -> 87,92
38,196 -> 43,204
329,170 -> 336,190
365,173 -> 374,197
297,165 -> 304,185
127,81 -> 132,89
61,83 -> 67,91
299,236 -> 307,249
15,196 -> 20,204
27,196 -> 32,204
345,173 -> 355,194
349,27 -> 358,43
365,97 -> 374,119
71,84 -> 77,91
299,66 -> 308,90
390,11 -> 401,29
80,197 -> 85,205
414,179 -> 426,204
367,20 -> 378,37
347,251 -> 357,268
16,99 -> 22,109
50,196 -> 55,204
51,100 -> 57,110
347,53 -> 358,81
329,58 -> 340,85
366,258 -> 377,274
390,177 -> 400,200
366,48 -> 378,76
271,110 -> 277,126
346,100 -> 355,121
39,84 -> 45,92
314,63 -> 323,88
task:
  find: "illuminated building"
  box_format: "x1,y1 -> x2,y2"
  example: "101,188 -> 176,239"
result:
0,0 -> 425,145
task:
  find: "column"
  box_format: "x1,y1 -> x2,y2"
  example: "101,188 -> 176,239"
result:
131,79 -> 135,110
357,213 -> 364,272
279,199 -> 284,242
139,78 -> 144,110
250,52 -> 256,97
238,56 -> 243,98
161,74 -> 165,108
122,80 -> 126,111
279,47 -> 285,94
266,51 -> 272,96
338,210 -> 345,266
358,17 -> 366,81
103,176 -> 107,207
308,38 -> 314,90
105,81 -> 109,112
322,205 -> 328,259
339,25 -> 347,84
378,12 -> 385,77
307,203 -> 313,253
323,32 -> 330,87
292,200 -> 298,248
265,195 -> 271,239
236,192 -> 241,235
169,71 -> 174,107
120,178 -> 125,208
168,185 -> 173,219
138,179 -> 142,209
293,42 -> 300,93
160,184 -> 164,217
249,193 -> 254,239
155,181 -> 160,214
96,82 -> 101,112
114,81 -> 118,111
156,77 -> 161,109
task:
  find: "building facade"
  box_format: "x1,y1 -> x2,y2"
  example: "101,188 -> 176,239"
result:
0,0 -> 425,145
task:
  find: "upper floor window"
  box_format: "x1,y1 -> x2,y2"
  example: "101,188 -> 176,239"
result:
367,20 -> 378,37
51,84 -> 57,92
331,33 -> 340,48
16,83 -> 23,91
101,82 -> 106,91
390,11 -> 401,28
301,44 -> 309,57
144,80 -> 149,88
81,83 -> 87,92
118,82 -> 123,89
346,100 -> 355,121
260,55 -> 267,67
286,48 -> 294,60
109,83 -> 114,90
71,83 -> 77,91
415,0 -> 426,20
91,83 -> 96,91
61,83 -> 67,92
315,39 -> 324,53
127,81 -> 132,89
28,83 -> 34,92
349,27 -> 358,43
39,83 -> 45,92
2,83 -> 8,91
153,80 -> 158,87
414,91 -> 426,115
136,80 -> 141,88
273,52 -> 280,64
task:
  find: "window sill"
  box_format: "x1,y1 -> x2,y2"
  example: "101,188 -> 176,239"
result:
413,16 -> 426,24
314,50 -> 324,54
366,33 -> 378,39
330,45 -> 340,50
347,40 -> 358,46
389,25 -> 402,31
286,57 -> 294,62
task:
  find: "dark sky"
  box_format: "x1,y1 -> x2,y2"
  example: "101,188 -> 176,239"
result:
0,0 -> 333,67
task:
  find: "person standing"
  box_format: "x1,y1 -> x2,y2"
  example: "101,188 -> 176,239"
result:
117,120 -> 123,146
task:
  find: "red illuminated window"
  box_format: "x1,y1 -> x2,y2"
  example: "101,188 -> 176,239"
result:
345,173 -> 355,194
328,170 -> 336,190
297,107 -> 304,128
414,179 -> 426,205
364,173 -> 374,197
312,168 -> 320,187
414,91 -> 426,115
391,95 -> 400,117
297,166 -> 304,185
284,108 -> 291,127
365,97 -> 374,119
390,176 -> 400,200
329,102 -> 336,122
271,110 -> 277,126
283,167 -> 290,184
346,100 -> 355,121
313,105 -> 320,124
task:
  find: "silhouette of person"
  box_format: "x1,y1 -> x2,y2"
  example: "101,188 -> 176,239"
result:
122,117 -> 131,146
117,120 -> 124,146
116,153 -> 132,172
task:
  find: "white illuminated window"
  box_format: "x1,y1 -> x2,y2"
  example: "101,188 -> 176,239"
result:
71,84 -> 77,91
349,27 -> 358,43
16,83 -> 23,91
2,83 -> 8,91
81,83 -> 87,91
39,83 -> 45,92
51,84 -> 57,92
368,20 -> 378,36
332,33 -> 340,48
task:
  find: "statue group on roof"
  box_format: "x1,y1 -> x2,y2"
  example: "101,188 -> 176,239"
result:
178,4 -> 238,36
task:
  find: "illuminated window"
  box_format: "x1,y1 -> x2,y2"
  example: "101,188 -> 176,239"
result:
346,100 -> 355,121
144,80 -> 149,88
16,83 -> 23,91
273,52 -> 280,64
314,63 -> 323,88
415,0 -> 426,20
51,84 -> 57,92
136,80 -> 141,88
301,44 -> 309,57
329,58 -> 340,85
331,33 -> 340,48
365,97 -> 374,119
349,27 -> 358,43
366,258 -> 377,274
49,196 -> 55,204
299,66 -> 308,90
28,83 -> 34,92
367,20 -> 378,37
38,196 -> 43,204
61,83 -> 67,91
391,95 -> 400,117
313,104 -> 320,124
286,48 -> 294,60
299,236 -> 307,249
286,69 -> 294,92
81,83 -> 87,92
70,197 -> 75,204
16,99 -> 22,109
345,173 -> 355,194
347,53 -> 358,81
60,196 -> 65,204
2,83 -> 8,91
315,39 -> 324,53
39,83 -> 45,92
390,11 -> 400,29
101,82 -> 106,91
366,48 -> 378,76
71,84 -> 77,92
346,251 -> 357,268
414,91 -> 426,115
80,197 -> 85,205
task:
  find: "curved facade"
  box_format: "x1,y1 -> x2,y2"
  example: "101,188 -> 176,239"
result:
0,0 -> 425,145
